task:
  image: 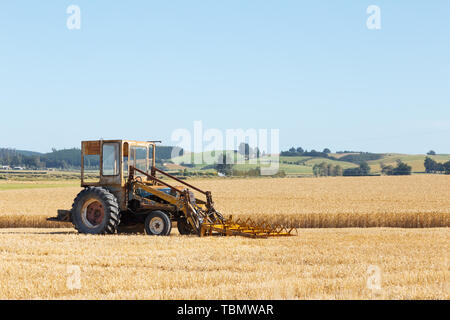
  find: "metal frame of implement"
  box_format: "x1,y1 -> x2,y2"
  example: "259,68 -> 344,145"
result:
128,166 -> 296,238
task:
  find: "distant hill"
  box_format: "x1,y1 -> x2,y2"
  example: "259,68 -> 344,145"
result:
0,148 -> 86,169
367,154 -> 450,173
169,151 -> 450,176
336,153 -> 384,163
15,150 -> 43,157
2,146 -> 449,175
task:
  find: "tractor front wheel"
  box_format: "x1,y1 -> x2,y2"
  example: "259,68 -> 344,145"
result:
177,218 -> 195,235
144,211 -> 172,236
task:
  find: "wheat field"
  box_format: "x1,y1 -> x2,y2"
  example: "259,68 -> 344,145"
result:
0,227 -> 447,299
0,175 -> 448,299
0,175 -> 448,228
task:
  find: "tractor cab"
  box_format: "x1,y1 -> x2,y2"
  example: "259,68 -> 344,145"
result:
81,139 -> 156,187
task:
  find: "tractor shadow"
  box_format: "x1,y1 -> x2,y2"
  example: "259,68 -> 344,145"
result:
0,230 -> 76,235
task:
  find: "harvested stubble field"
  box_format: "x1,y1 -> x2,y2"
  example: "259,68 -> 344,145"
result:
0,175 -> 448,228
0,228 -> 447,299
0,175 -> 448,299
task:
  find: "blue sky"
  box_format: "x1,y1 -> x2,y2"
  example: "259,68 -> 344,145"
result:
0,1 -> 449,154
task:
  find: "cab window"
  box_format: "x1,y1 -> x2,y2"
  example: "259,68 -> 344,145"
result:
130,146 -> 148,175
102,143 -> 119,176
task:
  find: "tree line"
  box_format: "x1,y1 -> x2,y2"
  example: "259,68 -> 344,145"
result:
0,148 -> 81,169
280,147 -> 383,163
424,157 -> 450,174
281,147 -> 331,158
380,161 -> 412,175
313,163 -> 343,177
213,154 -> 285,177
313,160 -> 412,177
312,162 -> 373,177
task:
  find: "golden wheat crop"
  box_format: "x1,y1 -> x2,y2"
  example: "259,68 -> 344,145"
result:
192,175 -> 450,228
0,184 -> 76,228
0,176 -> 448,300
0,227 -> 447,299
0,175 -> 448,228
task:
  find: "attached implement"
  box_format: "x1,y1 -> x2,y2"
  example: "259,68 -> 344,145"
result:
48,139 -> 295,238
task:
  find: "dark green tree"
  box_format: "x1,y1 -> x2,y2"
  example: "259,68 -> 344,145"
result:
238,143 -> 250,157
254,147 -> 260,158
443,161 -> 450,175
359,162 -> 371,176
392,160 -> 412,175
313,162 -> 328,177
215,154 -> 234,176
424,157 -> 437,173
332,165 -> 343,176
436,162 -> 445,173
343,162 -> 371,176
381,164 -> 394,175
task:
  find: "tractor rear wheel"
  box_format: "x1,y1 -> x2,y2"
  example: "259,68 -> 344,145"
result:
71,187 -> 120,234
144,211 -> 171,236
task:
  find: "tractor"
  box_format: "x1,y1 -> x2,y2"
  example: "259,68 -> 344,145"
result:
49,139 -> 294,238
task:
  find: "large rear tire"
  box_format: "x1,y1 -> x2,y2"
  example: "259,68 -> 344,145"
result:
144,211 -> 171,236
71,187 -> 120,234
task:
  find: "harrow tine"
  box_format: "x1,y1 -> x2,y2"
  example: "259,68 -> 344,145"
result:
195,203 -> 295,237
200,217 -> 296,238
